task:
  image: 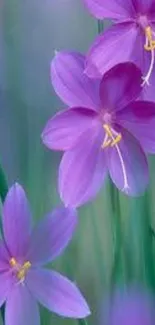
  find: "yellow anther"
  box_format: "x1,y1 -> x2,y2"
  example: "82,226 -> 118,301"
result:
144,26 -> 155,51
10,257 -> 31,281
111,134 -> 122,147
102,124 -> 122,149
103,124 -> 113,137
17,261 -> 31,281
9,258 -> 17,267
23,261 -> 31,270
17,269 -> 25,280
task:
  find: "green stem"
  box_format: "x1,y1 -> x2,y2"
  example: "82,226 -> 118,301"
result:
0,164 -> 8,203
91,205 -> 106,287
78,318 -> 89,325
97,20 -> 104,33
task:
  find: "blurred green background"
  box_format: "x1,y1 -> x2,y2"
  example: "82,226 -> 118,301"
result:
1,1 -> 155,324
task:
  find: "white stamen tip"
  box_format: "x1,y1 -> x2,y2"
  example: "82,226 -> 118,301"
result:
122,185 -> 130,195
141,76 -> 150,87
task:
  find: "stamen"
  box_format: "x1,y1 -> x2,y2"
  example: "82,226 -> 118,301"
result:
111,134 -> 122,147
10,257 -> 31,282
102,139 -> 111,148
17,261 -> 31,281
102,124 -> 129,193
142,26 -> 155,86
102,124 -> 122,148
102,133 -> 111,149
144,26 -> 155,51
10,258 -> 17,267
103,124 -> 113,138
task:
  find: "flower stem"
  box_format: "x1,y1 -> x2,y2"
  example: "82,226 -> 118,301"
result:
78,318 -> 89,325
0,164 -> 8,203
97,20 -> 104,33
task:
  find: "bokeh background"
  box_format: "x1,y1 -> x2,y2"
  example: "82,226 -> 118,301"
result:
1,0 -> 155,324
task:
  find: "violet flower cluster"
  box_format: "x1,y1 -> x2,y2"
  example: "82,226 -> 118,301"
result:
42,0 -> 155,208
2,1 -> 155,324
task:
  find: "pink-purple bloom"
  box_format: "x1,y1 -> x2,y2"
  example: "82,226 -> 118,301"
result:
0,183 -> 90,325
102,288 -> 155,325
83,0 -> 155,101
42,51 -> 155,207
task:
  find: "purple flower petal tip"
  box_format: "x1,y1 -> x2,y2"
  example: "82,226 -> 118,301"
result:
27,269 -> 91,319
50,50 -> 100,110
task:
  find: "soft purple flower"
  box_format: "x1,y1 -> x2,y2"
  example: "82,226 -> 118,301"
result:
102,288 -> 155,325
83,0 -> 155,101
0,183 -> 90,325
42,51 -> 155,207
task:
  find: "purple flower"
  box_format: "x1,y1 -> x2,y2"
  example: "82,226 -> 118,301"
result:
0,183 -> 90,325
42,51 -> 155,207
102,288 -> 155,325
83,0 -> 155,101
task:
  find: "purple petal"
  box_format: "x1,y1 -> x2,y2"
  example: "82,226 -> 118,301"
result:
85,22 -> 141,78
5,285 -> 40,325
42,107 -> 98,151
2,183 -> 32,259
51,51 -> 100,110
0,241 -> 10,271
117,101 -> 155,153
103,288 -> 155,325
133,0 -> 154,14
99,62 -> 142,113
27,269 -> 90,318
26,207 -> 77,266
59,127 -> 107,208
141,65 -> 155,102
0,271 -> 14,307
106,128 -> 149,196
83,0 -> 135,20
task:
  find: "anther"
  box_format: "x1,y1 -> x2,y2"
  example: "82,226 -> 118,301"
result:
142,26 -> 155,86
17,261 -> 31,281
103,124 -> 113,138
10,258 -> 17,267
102,124 -> 122,149
144,26 -> 155,51
111,134 -> 122,147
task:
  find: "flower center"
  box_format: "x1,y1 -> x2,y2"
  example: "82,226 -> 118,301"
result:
10,257 -> 31,282
142,26 -> 155,86
102,124 -> 129,193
